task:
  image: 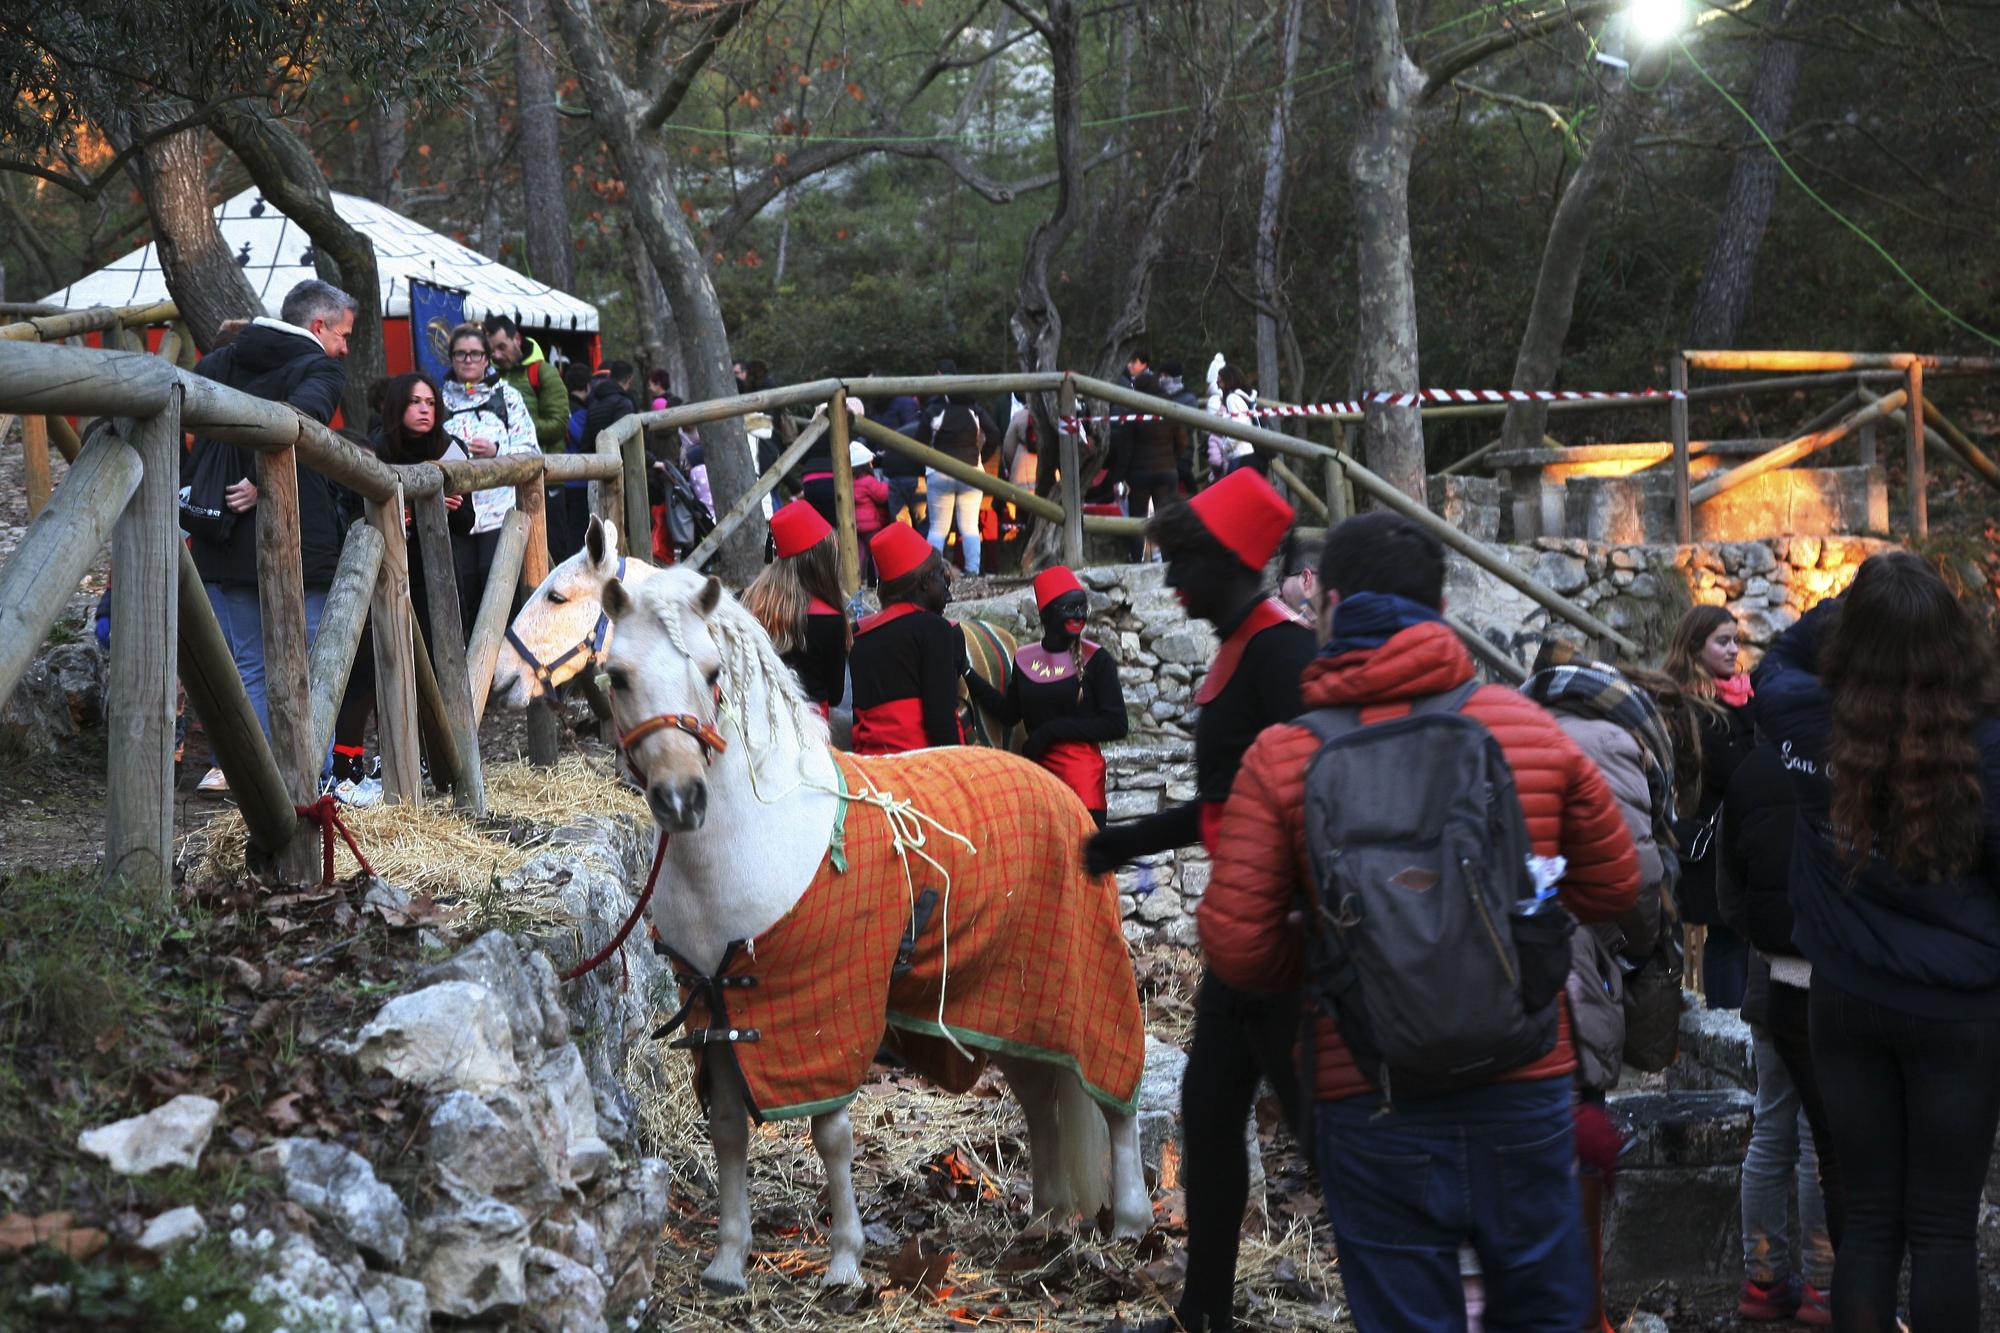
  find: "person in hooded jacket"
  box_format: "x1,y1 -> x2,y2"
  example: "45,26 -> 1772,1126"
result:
963,567 -> 1127,825
1083,469 -> 1315,1333
847,524 -> 966,754
1754,551 -> 2000,1333
185,279 -> 356,795
1717,736 -> 1836,1326
440,323 -> 538,635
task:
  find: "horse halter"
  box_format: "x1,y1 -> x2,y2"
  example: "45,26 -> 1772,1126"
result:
617,679 -> 730,785
504,556 -> 626,696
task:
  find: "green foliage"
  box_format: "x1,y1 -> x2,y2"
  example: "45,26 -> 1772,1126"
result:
0,868 -> 174,1053
1,1232 -> 342,1331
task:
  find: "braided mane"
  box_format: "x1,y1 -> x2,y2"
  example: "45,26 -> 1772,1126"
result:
632,568 -> 828,755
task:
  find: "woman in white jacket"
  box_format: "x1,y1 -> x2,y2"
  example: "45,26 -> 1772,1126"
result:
440,322 -> 538,637
1204,352 -> 1260,478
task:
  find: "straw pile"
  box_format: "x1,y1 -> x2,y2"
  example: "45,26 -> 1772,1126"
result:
633,954 -> 1351,1332
180,757 -> 647,919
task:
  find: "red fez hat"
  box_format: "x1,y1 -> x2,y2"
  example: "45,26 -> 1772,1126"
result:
870,523 -> 934,583
1186,468 -> 1294,571
1033,566 -> 1085,612
770,500 -> 832,560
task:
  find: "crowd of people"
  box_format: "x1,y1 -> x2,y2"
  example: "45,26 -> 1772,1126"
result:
172,280 -> 2000,1332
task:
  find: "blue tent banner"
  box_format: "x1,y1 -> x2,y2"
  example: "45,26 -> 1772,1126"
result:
409,279 -> 466,385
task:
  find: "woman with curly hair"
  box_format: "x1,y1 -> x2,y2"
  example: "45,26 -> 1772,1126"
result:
1756,551 -> 2000,1332
743,501 -> 851,718
1665,603 -> 1756,1008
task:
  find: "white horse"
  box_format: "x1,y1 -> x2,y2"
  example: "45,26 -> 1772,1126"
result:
599,566 -> 1152,1292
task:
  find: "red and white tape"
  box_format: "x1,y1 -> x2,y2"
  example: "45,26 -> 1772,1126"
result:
1058,386 -> 1681,430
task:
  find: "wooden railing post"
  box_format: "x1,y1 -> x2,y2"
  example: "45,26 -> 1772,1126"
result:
22,416 -> 51,519
621,420 -> 650,559
255,445 -> 319,880
1905,360 -> 1927,540
412,493 -> 485,813
305,523 -> 386,765
366,488 -> 423,805
105,395 -> 181,898
1670,355 -> 1691,545
1057,378 -> 1084,568
176,547 -> 296,854
514,477 -> 561,766
828,394 -> 860,595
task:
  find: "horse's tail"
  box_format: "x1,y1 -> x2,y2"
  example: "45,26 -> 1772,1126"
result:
1054,1068 -> 1111,1220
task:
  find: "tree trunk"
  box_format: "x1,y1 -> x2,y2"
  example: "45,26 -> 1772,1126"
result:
121,120 -> 261,350
623,214 -> 682,392
1500,54 -> 1659,453
366,98 -> 408,210
513,0 -> 576,293
1685,0 -> 1806,349
1255,0 -> 1305,405
213,108 -> 387,426
552,0 -> 760,582
1349,0 -> 1428,503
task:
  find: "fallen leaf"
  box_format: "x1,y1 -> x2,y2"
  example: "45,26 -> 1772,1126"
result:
249,1000 -> 285,1033
885,1234 -> 954,1294
93,1024 -> 127,1055
265,1092 -> 306,1130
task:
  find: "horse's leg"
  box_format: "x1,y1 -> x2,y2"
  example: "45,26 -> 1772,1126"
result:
1102,1104 -> 1154,1241
996,1054 -> 1070,1230
702,1049 -> 753,1294
810,1107 -> 864,1287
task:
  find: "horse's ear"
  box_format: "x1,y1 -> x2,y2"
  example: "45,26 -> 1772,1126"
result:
603,576 -> 632,621
697,576 -> 722,617
586,515 -> 616,569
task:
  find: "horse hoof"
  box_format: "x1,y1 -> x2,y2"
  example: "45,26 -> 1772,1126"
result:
821,1261 -> 864,1289
701,1269 -> 748,1295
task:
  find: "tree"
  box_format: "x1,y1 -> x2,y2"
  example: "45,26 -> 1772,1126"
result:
512,0 -> 576,294
1253,0 -> 1306,406
115,118 -> 263,349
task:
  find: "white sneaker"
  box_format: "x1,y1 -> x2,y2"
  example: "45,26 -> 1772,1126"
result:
197,766 -> 230,794
332,777 -> 383,808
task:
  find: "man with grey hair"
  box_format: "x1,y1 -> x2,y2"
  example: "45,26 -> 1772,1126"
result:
184,277 -> 357,794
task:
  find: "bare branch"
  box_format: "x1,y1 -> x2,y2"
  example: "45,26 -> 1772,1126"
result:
1421,0 -> 1620,98
1450,78 -> 1573,135
640,0 -> 758,132
999,0 -> 1055,41
0,94 -> 256,199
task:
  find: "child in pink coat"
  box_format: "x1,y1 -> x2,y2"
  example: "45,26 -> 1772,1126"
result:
850,442 -> 891,585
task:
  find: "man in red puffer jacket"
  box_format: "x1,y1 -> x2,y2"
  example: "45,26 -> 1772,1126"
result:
1198,512 -> 1638,1333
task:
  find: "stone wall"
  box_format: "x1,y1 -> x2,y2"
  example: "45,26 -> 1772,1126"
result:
953,534 -> 1889,944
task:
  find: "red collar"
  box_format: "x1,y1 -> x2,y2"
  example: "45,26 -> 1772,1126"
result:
807,597 -> 842,617
856,602 -> 923,636
1194,598 -> 1304,706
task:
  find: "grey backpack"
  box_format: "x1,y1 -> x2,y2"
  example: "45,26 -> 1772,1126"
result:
1300,682 -> 1567,1103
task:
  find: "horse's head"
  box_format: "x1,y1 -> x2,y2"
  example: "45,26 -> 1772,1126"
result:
493,515 -> 628,709
603,568 -> 733,833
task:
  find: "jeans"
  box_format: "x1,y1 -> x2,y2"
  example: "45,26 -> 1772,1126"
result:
1317,1076 -> 1589,1333
1811,974 -> 2000,1332
205,582 -> 330,773
1125,469 -> 1179,560
925,468 -> 982,574
1767,980 -> 1845,1247
1175,975 -> 1304,1330
1743,1026 -> 1833,1287
884,474 -> 925,530
1702,923 -> 1749,1010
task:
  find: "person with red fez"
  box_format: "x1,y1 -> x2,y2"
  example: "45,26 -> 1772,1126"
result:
962,566 -> 1128,826
1085,467 -> 1314,1333
848,523 -> 967,754
744,501 -> 851,717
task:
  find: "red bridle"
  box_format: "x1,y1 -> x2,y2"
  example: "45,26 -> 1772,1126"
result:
618,711 -> 730,765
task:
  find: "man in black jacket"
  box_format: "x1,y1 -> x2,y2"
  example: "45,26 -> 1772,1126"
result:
185,279 -> 355,795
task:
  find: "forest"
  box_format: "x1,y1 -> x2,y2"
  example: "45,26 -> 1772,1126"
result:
4,0 -> 1999,542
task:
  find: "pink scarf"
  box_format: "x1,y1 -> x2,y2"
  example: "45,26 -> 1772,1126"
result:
1716,672 -> 1753,708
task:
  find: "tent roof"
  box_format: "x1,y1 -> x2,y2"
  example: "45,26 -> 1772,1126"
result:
41,188 -> 598,333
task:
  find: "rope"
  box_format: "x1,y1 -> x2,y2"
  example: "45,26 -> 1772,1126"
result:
561,830 -> 672,983
293,795 -> 376,889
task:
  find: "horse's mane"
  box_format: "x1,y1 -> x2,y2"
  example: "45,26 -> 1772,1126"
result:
631,568 -> 827,754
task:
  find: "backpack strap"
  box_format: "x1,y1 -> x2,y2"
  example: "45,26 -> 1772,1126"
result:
1298,679 -> 1479,744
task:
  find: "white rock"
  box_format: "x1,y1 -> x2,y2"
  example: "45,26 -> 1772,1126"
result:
262,1137 -> 409,1265
594,1158 -> 671,1306
413,1191 -> 530,1319
1151,625 -> 1215,666
427,1089 -> 564,1202
76,1095 -> 220,1176
135,1206 -> 207,1253
1136,1036 -> 1189,1173
352,981 -> 521,1095
524,1245 -> 608,1333
535,1044 -> 601,1156
358,1272 -> 431,1333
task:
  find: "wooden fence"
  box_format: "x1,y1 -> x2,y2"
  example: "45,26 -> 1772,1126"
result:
28,304 -> 1890,894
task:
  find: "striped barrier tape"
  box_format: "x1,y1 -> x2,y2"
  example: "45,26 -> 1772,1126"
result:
1056,386 -> 1682,429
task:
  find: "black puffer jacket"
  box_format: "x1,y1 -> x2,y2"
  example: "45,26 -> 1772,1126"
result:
186,321 -> 348,589
1717,743 -> 1800,1028
580,379 -> 636,454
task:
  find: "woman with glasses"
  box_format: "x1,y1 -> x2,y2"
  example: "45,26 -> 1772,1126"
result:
441,322 -> 539,635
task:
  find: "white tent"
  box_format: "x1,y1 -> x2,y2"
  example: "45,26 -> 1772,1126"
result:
41,187 -> 598,333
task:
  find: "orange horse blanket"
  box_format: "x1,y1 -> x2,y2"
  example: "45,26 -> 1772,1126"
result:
665,747 -> 1144,1121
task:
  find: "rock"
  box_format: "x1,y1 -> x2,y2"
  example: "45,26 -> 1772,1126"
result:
76,1095 -> 221,1176
412,1191 -> 530,1319
1788,536 -> 1821,568
1106,788 -> 1160,820
1627,572 -> 1661,600
358,1272 -> 431,1333
135,1206 -> 207,1254
1735,541 -> 1778,575
421,930 -> 565,1059
1137,1037 -> 1189,1176
427,1089 -> 565,1203
524,1245 -> 608,1333
351,981 -> 522,1095
0,641 -> 105,756
535,1045 -> 606,1182
1531,550 -> 1588,596
260,1137 -> 409,1265
595,1158 -> 671,1306
1621,1313 -> 1670,1333
1151,626 -> 1214,667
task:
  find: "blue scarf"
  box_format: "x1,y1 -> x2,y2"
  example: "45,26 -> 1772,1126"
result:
1321,591 -> 1445,658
